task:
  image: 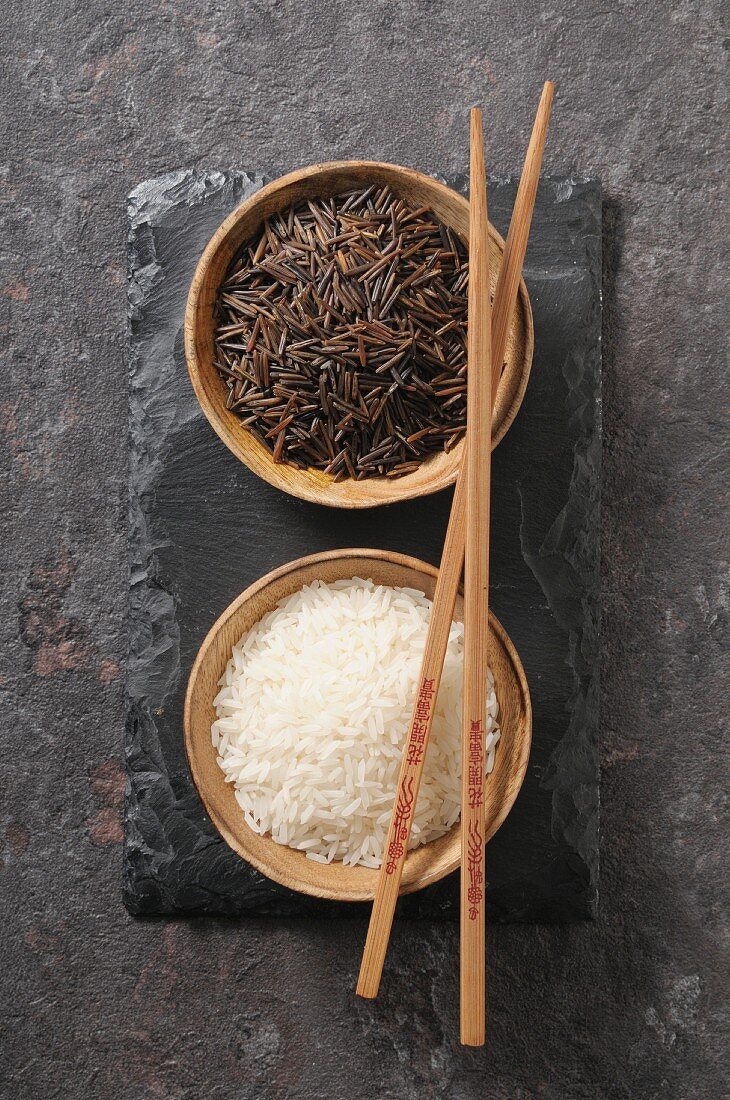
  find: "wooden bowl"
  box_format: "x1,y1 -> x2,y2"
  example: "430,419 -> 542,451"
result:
184,549 -> 532,902
184,161 -> 534,509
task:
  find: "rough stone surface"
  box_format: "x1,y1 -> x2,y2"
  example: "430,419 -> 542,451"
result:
1,2 -> 727,1098
125,169 -> 601,922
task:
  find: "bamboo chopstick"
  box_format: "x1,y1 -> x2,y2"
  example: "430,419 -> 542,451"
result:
356,472 -> 468,1001
490,82 -> 555,401
460,105 -> 492,1047
356,82 -> 555,1004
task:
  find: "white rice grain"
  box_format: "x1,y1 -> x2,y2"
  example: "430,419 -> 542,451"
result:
212,577 -> 500,868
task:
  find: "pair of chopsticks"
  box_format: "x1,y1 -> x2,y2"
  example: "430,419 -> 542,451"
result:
357,82 -> 555,1046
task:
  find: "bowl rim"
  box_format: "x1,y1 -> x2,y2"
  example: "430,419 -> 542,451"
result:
183,547 -> 532,901
184,160 -> 534,509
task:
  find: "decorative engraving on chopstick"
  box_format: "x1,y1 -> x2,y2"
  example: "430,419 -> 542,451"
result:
466,818 -> 484,921
385,776 -> 416,874
466,718 -> 485,920
404,677 -> 435,767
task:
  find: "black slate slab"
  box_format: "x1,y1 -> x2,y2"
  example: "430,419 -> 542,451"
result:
125,169 -> 601,920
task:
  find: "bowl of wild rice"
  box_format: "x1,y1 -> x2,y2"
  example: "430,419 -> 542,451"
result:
184,162 -> 534,508
184,549 -> 532,901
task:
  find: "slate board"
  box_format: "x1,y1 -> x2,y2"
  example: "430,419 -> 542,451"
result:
125,169 -> 601,921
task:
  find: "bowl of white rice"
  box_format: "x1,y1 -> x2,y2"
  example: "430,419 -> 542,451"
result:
184,549 -> 531,902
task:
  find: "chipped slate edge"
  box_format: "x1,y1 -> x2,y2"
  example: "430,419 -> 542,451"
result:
124,169 -> 268,914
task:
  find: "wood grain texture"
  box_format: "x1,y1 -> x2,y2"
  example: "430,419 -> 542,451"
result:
460,107 -> 492,1047
184,549 -> 531,903
184,160 -> 533,509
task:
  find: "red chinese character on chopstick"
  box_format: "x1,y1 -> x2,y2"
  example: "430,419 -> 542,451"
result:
406,744 -> 423,766
415,678 -> 434,721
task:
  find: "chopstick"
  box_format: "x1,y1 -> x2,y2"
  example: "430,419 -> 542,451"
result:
356,473 -> 468,1001
356,82 -> 555,1003
460,105 -> 492,1046
489,82 -> 555,401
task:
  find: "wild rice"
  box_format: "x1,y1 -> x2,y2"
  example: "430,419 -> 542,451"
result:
213,188 -> 470,480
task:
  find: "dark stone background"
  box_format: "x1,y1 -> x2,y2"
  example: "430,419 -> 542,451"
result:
1,2 -> 727,1098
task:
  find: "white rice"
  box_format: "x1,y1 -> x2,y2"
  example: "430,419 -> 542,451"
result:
212,577 -> 500,868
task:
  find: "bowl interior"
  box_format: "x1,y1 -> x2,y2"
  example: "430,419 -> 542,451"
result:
185,162 -> 534,509
184,549 -> 532,902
